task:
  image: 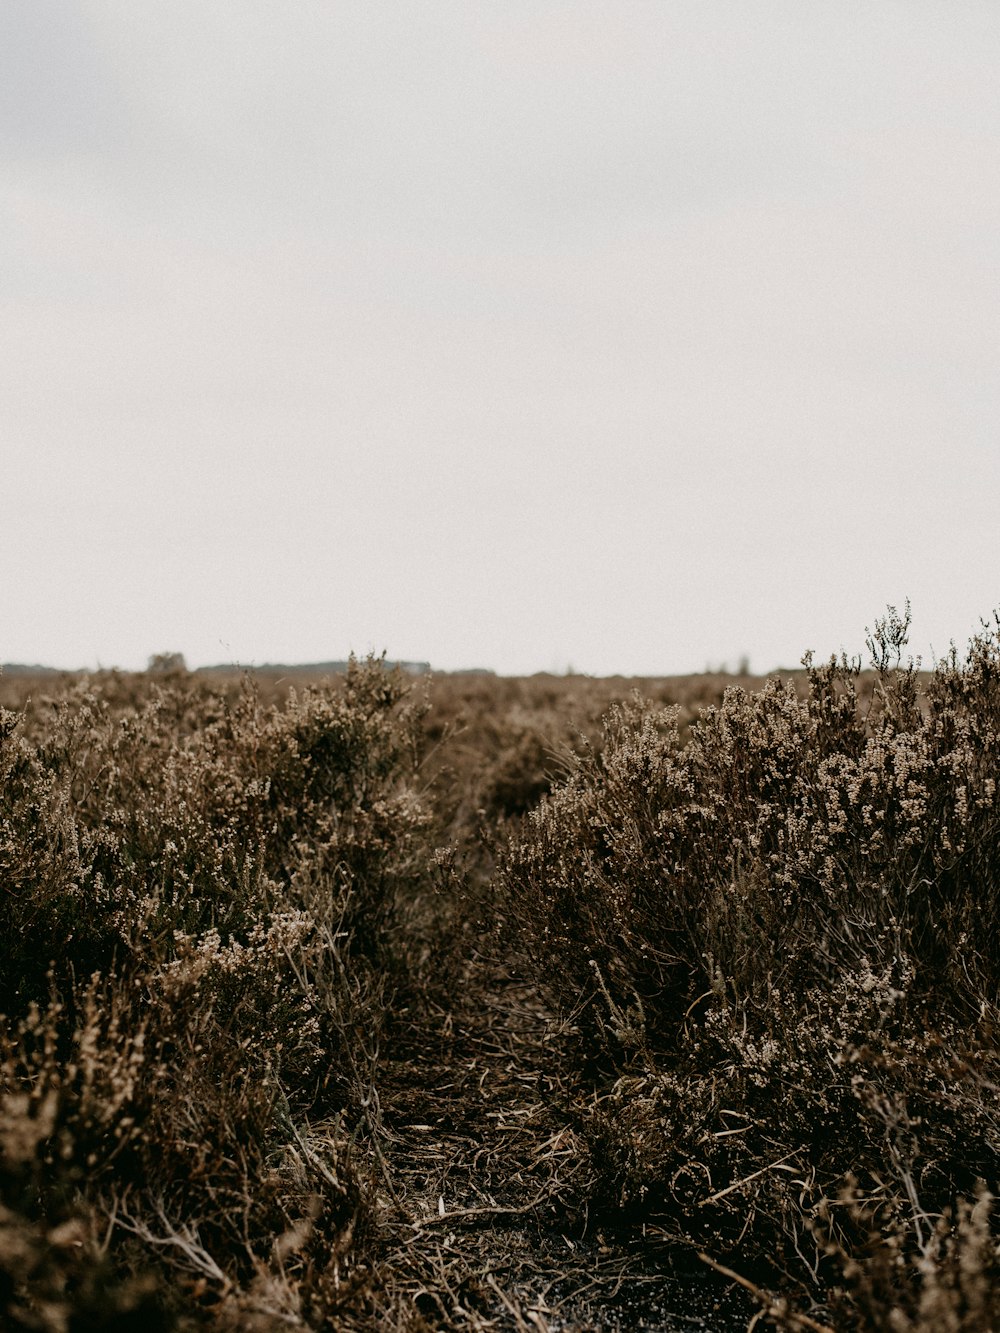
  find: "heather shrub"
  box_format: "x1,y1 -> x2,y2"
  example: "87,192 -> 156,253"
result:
500,608 -> 1000,1320
0,659 -> 431,1001
6,630 -> 998,1327
0,658 -> 435,1324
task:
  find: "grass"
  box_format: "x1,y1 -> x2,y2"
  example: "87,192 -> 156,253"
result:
0,611 -> 998,1329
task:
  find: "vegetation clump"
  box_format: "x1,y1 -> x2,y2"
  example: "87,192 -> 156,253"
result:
0,659 -> 435,1328
500,605 -> 1000,1328
2,612 -> 999,1329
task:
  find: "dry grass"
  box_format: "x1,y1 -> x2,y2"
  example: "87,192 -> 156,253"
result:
0,615 -> 995,1329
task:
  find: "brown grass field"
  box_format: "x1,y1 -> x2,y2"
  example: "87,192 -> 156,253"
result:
2,612 -> 998,1330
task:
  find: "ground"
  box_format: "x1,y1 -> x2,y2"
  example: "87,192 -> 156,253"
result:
356,955 -> 758,1331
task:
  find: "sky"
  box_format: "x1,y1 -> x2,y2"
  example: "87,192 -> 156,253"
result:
3,2 -> 999,676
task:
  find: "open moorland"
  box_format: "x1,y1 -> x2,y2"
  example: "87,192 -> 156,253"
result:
2,608 -> 999,1331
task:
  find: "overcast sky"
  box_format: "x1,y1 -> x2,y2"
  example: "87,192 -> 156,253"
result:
4,2 -> 999,675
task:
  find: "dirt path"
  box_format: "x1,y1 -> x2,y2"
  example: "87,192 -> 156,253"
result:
358,961 -> 756,1331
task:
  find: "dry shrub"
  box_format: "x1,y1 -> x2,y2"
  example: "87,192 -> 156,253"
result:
0,658 -> 435,1327
500,607 -> 1000,1325
4,627 -> 993,1328
777,1179 -> 1000,1333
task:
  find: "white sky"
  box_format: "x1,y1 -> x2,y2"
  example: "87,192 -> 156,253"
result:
3,2 -> 999,675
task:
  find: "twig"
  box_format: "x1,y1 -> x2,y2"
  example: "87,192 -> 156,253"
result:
698,1148 -> 802,1207
698,1252 -> 835,1333
115,1199 -> 230,1290
486,1274 -> 534,1332
412,1187 -> 557,1229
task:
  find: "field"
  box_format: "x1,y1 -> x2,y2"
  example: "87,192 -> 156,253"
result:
2,609 -> 999,1331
